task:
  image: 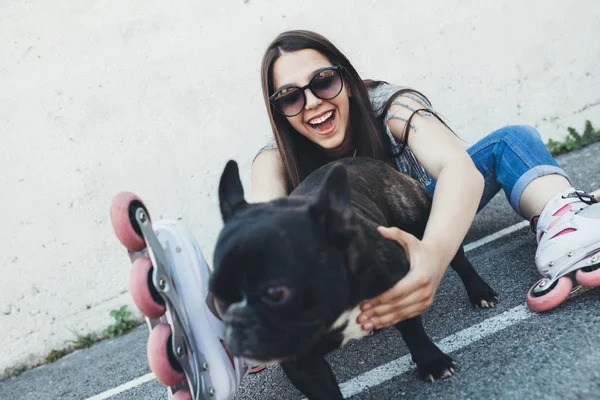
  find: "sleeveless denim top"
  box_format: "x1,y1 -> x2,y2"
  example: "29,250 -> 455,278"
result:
256,82 -> 434,187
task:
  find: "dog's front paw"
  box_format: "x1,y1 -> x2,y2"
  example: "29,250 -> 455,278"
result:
468,280 -> 499,309
417,354 -> 456,383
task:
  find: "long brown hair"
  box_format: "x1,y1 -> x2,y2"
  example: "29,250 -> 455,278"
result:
261,30 -> 394,193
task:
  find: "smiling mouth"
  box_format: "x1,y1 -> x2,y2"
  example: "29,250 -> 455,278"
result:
308,110 -> 336,133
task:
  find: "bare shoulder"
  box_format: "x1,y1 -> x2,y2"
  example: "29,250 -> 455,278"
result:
385,92 -> 468,179
386,93 -> 443,142
250,148 -> 287,202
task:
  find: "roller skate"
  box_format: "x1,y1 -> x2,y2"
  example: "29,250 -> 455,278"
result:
526,188 -> 600,312
109,192 -> 259,400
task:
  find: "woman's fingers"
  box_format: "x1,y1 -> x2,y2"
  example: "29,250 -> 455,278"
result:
359,285 -> 432,329
367,303 -> 427,329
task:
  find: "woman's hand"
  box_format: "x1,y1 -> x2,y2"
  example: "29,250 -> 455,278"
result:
357,226 -> 448,331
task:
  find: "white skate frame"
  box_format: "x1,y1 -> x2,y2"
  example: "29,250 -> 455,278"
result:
134,207 -> 214,400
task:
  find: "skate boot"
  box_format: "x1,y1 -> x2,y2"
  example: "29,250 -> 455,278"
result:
526,188 -> 600,312
110,192 -> 261,400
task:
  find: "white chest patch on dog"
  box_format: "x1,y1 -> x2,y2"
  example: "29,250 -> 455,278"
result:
331,306 -> 371,346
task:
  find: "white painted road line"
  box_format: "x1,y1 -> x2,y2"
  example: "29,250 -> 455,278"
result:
338,305 -> 532,398
464,221 -> 529,252
85,373 -> 155,400
85,188 -> 600,400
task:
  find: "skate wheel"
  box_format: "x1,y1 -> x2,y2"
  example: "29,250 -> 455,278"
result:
147,324 -> 185,387
575,264 -> 600,288
526,276 -> 572,312
110,191 -> 150,252
129,257 -> 166,319
172,390 -> 192,400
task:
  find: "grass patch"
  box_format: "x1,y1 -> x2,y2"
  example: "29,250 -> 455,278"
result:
66,330 -> 99,349
4,306 -> 143,380
45,348 -> 70,364
102,306 -> 138,338
546,120 -> 600,156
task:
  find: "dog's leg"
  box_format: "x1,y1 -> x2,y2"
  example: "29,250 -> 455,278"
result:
450,245 -> 499,308
280,354 -> 344,400
395,316 -> 456,382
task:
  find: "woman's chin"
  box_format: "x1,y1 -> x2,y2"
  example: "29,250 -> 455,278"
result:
315,133 -> 344,150
320,135 -> 353,158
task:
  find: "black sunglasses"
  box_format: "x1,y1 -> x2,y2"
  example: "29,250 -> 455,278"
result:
269,66 -> 344,117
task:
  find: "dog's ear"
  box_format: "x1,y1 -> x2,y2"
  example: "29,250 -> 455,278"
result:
218,160 -> 248,222
309,164 -> 356,246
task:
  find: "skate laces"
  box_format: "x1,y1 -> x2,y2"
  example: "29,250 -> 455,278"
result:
565,190 -> 598,206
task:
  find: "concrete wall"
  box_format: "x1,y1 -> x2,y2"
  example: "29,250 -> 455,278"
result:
1,0 -> 599,376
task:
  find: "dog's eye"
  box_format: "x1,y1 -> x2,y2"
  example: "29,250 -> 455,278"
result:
262,285 -> 291,304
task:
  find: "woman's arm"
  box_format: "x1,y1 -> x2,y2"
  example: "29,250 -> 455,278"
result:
358,94 -> 484,329
388,96 -> 484,269
249,148 -> 288,203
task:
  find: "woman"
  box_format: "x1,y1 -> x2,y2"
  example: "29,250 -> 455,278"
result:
251,29 -> 600,327
117,29 -> 600,399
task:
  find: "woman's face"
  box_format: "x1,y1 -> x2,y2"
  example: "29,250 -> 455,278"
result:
271,49 -> 351,153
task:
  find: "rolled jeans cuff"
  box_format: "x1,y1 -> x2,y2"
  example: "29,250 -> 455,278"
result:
510,166 -> 572,216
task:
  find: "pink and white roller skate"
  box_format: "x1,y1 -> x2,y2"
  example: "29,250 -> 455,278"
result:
109,192 -> 257,400
526,188 -> 600,312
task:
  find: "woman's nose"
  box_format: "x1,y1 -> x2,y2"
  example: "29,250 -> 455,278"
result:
304,88 -> 322,110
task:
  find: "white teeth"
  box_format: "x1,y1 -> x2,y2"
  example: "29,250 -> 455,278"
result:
309,111 -> 333,125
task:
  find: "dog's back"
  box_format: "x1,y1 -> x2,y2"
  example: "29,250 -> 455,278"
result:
292,157 -> 432,239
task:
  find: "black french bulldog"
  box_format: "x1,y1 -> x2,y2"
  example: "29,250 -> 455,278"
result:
210,157 -> 498,400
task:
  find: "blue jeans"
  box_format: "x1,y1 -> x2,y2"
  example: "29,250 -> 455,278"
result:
425,125 -> 571,217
